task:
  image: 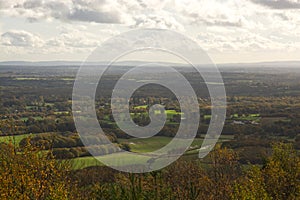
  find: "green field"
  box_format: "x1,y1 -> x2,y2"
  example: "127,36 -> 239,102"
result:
70,135 -> 234,169
230,113 -> 261,121
15,77 -> 42,80
133,105 -> 148,109
0,133 -> 36,144
165,110 -> 183,118
20,116 -> 44,122
45,103 -> 54,107
204,115 -> 211,120
130,108 -> 182,120
70,152 -> 150,170
70,156 -> 102,169
0,132 -> 234,170
25,105 -> 38,110
119,136 -> 203,153
54,111 -> 69,115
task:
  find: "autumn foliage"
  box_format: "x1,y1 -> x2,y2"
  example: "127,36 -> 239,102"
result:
0,139 -> 78,200
0,136 -> 299,199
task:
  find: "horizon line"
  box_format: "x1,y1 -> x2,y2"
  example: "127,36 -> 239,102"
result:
0,59 -> 300,66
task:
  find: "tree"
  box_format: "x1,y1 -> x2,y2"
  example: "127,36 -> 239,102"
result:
208,144 -> 241,199
263,143 -> 300,200
232,166 -> 271,200
232,143 -> 300,200
0,138 -> 80,200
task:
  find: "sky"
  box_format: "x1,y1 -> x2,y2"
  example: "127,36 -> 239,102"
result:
0,0 -> 299,64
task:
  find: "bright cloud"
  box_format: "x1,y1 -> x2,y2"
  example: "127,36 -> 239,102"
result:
0,0 -> 299,63
1,30 -> 44,47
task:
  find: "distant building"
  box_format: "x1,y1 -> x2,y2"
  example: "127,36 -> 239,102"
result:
232,120 -> 244,125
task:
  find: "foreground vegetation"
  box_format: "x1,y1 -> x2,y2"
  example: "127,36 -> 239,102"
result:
0,138 -> 299,199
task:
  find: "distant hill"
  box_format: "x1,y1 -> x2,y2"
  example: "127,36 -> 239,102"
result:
219,61 -> 300,68
0,60 -> 183,67
0,61 -> 84,66
0,60 -> 299,68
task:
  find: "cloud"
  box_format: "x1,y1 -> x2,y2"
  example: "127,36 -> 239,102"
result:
68,8 -> 122,23
0,0 -> 184,28
250,0 -> 300,9
273,13 -> 290,20
0,0 -> 299,63
197,18 -> 243,27
0,25 -> 120,58
197,28 -> 294,53
1,0 -> 130,24
0,0 -> 22,9
47,26 -> 100,48
132,13 -> 185,31
172,0 -> 248,28
1,30 -> 44,47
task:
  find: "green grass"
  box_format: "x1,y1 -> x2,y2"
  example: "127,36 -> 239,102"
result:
133,105 -> 148,109
204,115 -> 211,120
231,114 -> 239,118
0,133 -> 36,145
70,152 -> 150,170
69,135 -> 234,169
19,116 -> 43,122
249,114 -> 260,117
45,103 -> 54,107
118,136 -> 220,153
230,113 -> 261,121
119,136 -> 175,153
15,77 -> 42,80
207,114 -> 260,121
54,111 -> 69,115
70,156 -> 102,169
129,109 -> 182,121
165,110 -> 183,118
25,106 -> 38,110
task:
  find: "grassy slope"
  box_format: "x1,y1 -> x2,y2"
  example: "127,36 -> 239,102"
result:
0,134 -> 36,144
70,135 -> 234,170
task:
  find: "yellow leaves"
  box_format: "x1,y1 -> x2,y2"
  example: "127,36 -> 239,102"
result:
261,143 -> 300,200
231,166 -> 271,200
232,143 -> 300,200
0,138 -> 78,200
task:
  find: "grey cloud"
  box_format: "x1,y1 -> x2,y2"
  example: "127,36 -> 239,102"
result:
45,1 -> 71,20
251,0 -> 300,9
183,10 -> 243,28
72,0 -> 107,8
0,0 -> 179,27
5,0 -> 124,24
68,8 -> 122,23
23,0 -> 42,9
274,13 -> 290,20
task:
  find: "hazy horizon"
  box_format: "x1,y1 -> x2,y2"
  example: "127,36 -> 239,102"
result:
1,59 -> 300,66
1,1 -> 299,63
